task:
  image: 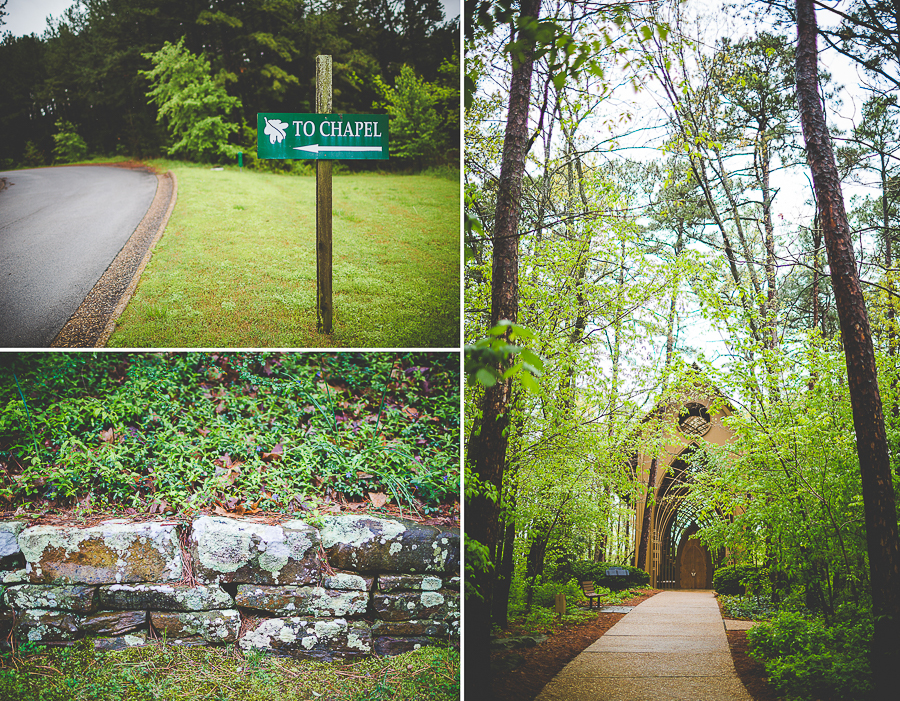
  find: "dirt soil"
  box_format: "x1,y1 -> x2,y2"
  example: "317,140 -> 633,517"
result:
490,591 -> 782,701
727,630 -> 782,701
489,590 -> 660,701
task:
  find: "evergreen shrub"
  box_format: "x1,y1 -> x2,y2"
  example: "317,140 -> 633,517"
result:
22,141 -> 43,167
713,564 -> 762,595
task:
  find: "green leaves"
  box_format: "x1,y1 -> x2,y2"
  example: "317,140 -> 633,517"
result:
51,120 -> 88,164
0,353 -> 459,515
372,65 -> 442,165
464,321 -> 544,392
140,37 -> 242,163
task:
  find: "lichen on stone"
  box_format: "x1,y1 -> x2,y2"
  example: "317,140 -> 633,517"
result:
193,517 -> 251,575
347,630 -> 369,651
420,591 -> 444,608
325,572 -> 368,591
3,569 -> 27,584
320,516 -> 406,549
0,521 -> 26,558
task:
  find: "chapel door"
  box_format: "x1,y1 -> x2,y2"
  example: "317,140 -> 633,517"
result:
679,538 -> 707,589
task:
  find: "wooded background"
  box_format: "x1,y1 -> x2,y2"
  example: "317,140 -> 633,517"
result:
0,0 -> 459,169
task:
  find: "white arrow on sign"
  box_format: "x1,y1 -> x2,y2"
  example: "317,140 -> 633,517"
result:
294,144 -> 383,154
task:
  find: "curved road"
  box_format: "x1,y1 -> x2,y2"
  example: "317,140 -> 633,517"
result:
0,166 -> 158,347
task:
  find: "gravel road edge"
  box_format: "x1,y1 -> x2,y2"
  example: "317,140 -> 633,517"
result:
50,166 -> 178,348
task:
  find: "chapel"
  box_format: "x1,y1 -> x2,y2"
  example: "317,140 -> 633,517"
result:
632,395 -> 735,589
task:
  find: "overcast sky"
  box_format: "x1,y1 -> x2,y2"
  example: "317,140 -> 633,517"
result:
2,0 -> 461,37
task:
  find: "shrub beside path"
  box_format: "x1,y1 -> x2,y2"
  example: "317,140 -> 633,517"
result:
535,590 -> 754,701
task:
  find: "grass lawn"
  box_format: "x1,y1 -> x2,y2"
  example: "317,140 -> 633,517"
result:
107,162 -> 460,348
0,641 -> 459,701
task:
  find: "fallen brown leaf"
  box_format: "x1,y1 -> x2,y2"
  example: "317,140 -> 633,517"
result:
368,492 -> 388,508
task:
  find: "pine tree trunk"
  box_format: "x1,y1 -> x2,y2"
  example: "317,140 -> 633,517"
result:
465,1 -> 540,697
795,2 -> 900,695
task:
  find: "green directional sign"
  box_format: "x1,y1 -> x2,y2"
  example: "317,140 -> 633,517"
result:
257,113 -> 389,160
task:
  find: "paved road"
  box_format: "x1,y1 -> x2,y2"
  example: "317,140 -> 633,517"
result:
536,591 -> 754,701
0,166 -> 158,347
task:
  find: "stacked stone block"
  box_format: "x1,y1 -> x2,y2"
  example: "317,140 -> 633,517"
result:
0,514 -> 459,660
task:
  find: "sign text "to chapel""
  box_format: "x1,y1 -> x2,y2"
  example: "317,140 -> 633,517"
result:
257,113 -> 389,161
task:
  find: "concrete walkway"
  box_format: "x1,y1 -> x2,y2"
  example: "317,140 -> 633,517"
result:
535,590 -> 754,701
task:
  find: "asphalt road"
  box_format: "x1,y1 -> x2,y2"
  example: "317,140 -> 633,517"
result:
0,165 -> 158,347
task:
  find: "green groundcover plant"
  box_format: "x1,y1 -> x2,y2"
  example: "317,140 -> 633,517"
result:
0,352 -> 460,517
748,606 -> 873,701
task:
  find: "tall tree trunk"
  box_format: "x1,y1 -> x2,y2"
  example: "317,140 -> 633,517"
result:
492,516 -> 516,628
758,133 -> 779,352
465,1 -> 540,697
492,453 -> 520,630
795,2 -> 900,695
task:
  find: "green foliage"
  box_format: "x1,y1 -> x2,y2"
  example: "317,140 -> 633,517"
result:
0,0 -> 457,168
0,353 -> 459,514
683,334 -> 886,619
528,578 -> 586,608
464,321 -> 543,393
22,141 -> 44,167
554,560 -> 650,591
718,594 -> 778,621
374,65 -> 441,168
0,639 -> 459,701
518,604 -> 596,632
748,608 -> 873,701
141,38 -> 242,163
51,120 -> 88,164
464,537 -> 493,603
712,564 -> 763,596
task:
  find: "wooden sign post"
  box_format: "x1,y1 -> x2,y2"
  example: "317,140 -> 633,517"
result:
256,55 -> 389,337
555,592 -> 566,619
316,55 -> 333,334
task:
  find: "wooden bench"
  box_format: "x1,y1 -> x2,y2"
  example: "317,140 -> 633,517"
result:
581,581 -> 602,608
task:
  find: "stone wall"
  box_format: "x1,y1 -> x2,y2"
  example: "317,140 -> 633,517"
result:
0,515 -> 459,660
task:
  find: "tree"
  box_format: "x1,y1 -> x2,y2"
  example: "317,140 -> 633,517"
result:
0,0 -> 457,168
843,95 -> 900,279
465,0 -> 540,693
141,37 -> 242,163
817,0 -> 900,95
374,64 -> 441,168
794,1 -> 900,696
0,32 -> 50,166
52,119 -> 88,163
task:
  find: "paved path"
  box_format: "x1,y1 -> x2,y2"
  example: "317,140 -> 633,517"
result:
0,165 -> 158,346
536,591 -> 754,701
